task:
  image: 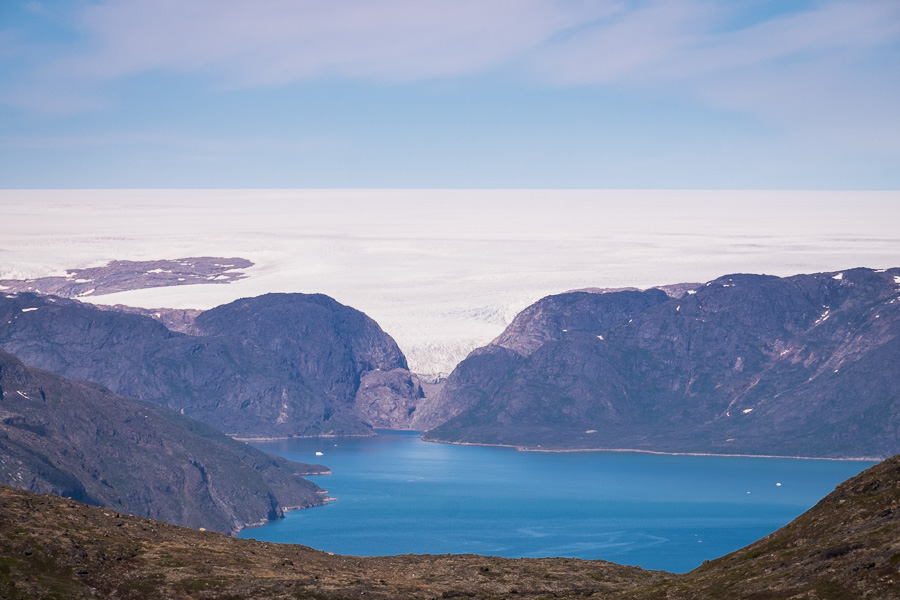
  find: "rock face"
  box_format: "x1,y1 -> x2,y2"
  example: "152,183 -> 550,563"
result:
354,368 -> 425,429
0,292 -> 421,437
426,268 -> 900,459
0,350 -> 327,534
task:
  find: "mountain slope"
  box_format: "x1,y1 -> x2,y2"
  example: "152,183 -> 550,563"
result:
426,268 -> 900,458
0,292 -> 423,437
1,455 -> 897,599
0,350 -> 327,534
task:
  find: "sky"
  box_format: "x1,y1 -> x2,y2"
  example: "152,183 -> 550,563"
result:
1,0 -> 899,190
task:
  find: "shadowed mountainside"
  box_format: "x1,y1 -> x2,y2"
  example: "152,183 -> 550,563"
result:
0,292 -> 423,438
0,350 -> 328,534
0,454 -> 897,599
426,268 -> 900,458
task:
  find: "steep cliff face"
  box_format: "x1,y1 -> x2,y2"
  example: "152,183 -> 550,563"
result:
0,350 -> 327,534
0,292 -> 420,437
426,268 -> 900,458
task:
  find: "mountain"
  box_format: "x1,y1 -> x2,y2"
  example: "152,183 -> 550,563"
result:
0,350 -> 328,534
1,454 -> 897,599
425,268 -> 900,458
0,292 -> 423,437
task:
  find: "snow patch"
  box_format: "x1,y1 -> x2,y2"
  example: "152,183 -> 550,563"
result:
146,268 -> 171,274
742,408 -> 753,414
686,290 -> 696,295
21,307 -> 39,312
832,272 -> 843,280
596,335 -> 604,340
74,278 -> 92,283
894,276 -> 900,285
676,305 -> 680,311
78,288 -> 95,296
16,391 -> 29,399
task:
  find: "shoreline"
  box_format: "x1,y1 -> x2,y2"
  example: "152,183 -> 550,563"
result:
236,429 -> 884,462
420,437 -> 883,462
233,494 -> 337,536
231,432 -> 376,442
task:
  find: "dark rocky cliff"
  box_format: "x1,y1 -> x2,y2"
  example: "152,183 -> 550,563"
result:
0,292 -> 422,437
0,350 -> 327,534
426,268 -> 900,458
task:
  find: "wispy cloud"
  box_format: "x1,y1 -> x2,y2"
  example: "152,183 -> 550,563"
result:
6,1 -> 897,100
1,0 -> 898,182
46,0 -> 619,85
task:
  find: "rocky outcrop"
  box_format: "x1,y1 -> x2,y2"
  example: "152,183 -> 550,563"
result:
0,292 -> 421,437
0,350 -> 327,534
426,268 -> 900,458
0,256 -> 252,299
354,368 -> 425,429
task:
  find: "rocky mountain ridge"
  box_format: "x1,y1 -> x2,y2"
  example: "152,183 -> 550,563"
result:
0,292 -> 423,438
426,267 -> 900,458
0,350 -> 328,534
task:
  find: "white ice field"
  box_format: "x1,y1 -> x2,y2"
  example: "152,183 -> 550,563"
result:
2,189 -> 899,378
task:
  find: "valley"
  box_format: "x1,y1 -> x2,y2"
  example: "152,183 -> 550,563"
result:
1,248 -> 898,596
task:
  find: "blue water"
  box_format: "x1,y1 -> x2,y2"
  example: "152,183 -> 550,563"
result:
239,431 -> 874,573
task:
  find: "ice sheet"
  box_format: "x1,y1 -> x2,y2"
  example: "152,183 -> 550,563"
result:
2,189 -> 899,377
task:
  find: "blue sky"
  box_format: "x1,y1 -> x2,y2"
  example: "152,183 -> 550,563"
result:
1,0 -> 898,189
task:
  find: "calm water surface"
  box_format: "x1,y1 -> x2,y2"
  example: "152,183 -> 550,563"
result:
239,431 -> 874,573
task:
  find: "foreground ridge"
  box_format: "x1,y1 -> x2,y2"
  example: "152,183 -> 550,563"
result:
1,455 -> 898,599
